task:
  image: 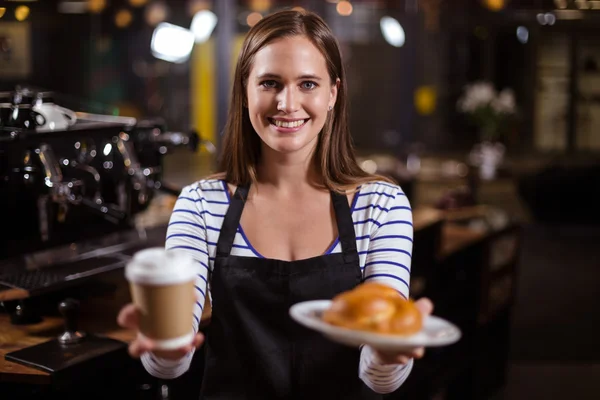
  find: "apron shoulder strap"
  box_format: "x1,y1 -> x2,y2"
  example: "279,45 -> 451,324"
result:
331,190 -> 359,264
216,183 -> 250,258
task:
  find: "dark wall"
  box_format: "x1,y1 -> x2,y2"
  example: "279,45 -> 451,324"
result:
0,2 -> 91,98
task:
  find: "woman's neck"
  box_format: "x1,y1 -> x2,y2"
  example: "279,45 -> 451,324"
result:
256,144 -> 323,193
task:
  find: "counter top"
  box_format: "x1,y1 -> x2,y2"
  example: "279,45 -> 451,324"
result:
0,278 -> 211,384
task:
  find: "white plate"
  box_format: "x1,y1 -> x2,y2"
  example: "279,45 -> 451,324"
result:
289,300 -> 462,352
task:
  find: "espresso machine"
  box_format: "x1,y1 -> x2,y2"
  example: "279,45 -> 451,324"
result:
0,87 -> 200,310
0,88 -> 204,393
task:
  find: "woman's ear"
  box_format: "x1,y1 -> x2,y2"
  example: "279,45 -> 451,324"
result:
329,78 -> 340,110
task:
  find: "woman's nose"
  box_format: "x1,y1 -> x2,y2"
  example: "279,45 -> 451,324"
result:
276,87 -> 299,113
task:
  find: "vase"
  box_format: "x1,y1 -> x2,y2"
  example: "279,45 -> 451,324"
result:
468,141 -> 505,180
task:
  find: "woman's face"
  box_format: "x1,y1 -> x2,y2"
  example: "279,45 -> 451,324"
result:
246,35 -> 338,157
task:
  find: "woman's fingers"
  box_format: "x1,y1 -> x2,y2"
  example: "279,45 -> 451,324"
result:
128,336 -> 153,358
117,303 -> 140,329
414,297 -> 434,316
192,333 -> 205,348
152,346 -> 191,360
396,356 -> 410,365
375,346 -> 425,365
413,347 -> 425,359
376,352 -> 411,365
130,333 -> 205,360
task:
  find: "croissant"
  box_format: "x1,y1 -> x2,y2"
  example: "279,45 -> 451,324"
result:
322,282 -> 422,335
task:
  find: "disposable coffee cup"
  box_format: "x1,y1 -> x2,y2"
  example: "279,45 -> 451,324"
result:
125,247 -> 197,350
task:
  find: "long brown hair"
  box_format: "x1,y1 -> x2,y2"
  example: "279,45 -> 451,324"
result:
215,9 -> 393,192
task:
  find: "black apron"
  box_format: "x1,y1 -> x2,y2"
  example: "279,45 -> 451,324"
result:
200,183 -> 382,400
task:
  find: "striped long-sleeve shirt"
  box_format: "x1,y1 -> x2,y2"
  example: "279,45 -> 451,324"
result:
141,179 -> 414,394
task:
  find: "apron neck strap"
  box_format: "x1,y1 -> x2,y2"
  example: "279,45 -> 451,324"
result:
216,183 -> 249,258
330,190 -> 359,263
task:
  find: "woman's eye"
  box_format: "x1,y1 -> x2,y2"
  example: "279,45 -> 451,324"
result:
301,81 -> 317,90
260,80 -> 278,89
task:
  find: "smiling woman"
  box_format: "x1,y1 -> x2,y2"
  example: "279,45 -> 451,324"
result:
117,8 -> 432,400
218,9 -> 387,192
247,35 -> 336,156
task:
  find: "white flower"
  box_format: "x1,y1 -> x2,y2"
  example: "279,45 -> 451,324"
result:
492,88 -> 516,114
457,82 -> 496,112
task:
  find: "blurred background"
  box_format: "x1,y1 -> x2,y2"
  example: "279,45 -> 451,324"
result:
1,1 -> 599,399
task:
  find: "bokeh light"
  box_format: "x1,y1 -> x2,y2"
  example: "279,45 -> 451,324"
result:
336,0 -> 353,16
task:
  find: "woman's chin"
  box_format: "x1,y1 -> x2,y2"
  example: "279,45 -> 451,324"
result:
264,138 -> 313,155
269,145 -> 305,155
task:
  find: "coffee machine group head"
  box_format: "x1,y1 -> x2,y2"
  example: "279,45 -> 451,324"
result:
0,100 -> 199,259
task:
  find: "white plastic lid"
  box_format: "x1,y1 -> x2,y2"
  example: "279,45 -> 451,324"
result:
125,247 -> 197,285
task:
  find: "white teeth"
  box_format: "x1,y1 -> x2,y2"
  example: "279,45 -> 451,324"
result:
274,119 -> 305,128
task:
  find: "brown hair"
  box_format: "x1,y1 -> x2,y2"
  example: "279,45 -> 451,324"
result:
215,9 -> 393,192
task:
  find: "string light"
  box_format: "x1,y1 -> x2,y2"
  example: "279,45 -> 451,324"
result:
336,0 -> 353,16
414,86 -> 437,116
145,2 -> 169,26
129,0 -> 148,7
15,5 -> 30,21
115,9 -> 133,28
188,0 -> 211,16
483,0 -> 506,11
247,11 -> 262,27
88,0 -> 107,14
250,0 -> 271,12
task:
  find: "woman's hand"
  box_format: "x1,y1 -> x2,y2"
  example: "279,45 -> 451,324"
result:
117,303 -> 205,360
373,297 -> 434,365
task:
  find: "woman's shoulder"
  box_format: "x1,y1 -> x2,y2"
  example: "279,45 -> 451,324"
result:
179,178 -> 228,198
356,180 -> 406,197
353,180 -> 410,209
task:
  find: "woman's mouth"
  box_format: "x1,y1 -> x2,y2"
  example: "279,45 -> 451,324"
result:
268,118 -> 309,131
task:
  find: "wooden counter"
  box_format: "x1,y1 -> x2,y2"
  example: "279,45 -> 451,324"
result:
440,223 -> 487,258
0,314 -> 135,385
0,275 -> 212,385
0,278 -> 135,385
0,288 -> 30,303
413,207 -> 444,232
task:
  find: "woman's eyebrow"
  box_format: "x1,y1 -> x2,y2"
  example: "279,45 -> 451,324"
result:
255,72 -> 323,81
